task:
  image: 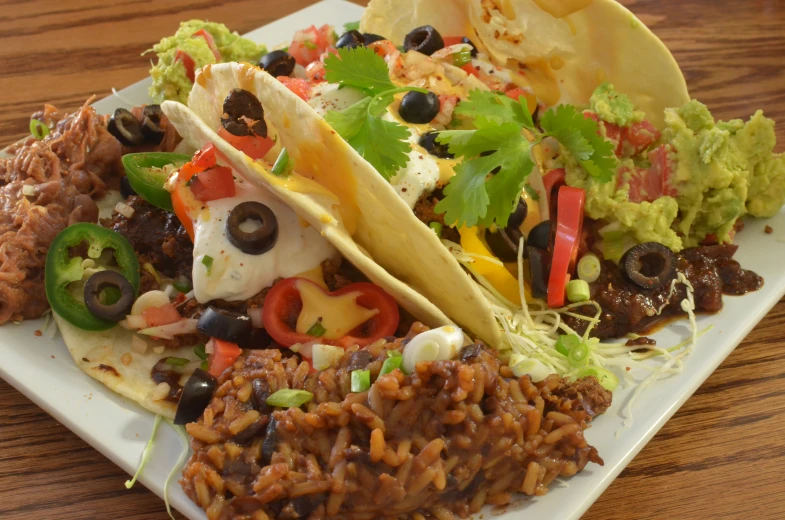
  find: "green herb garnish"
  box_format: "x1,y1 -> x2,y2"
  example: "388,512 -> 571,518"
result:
30,119 -> 50,140
266,388 -> 313,408
453,49 -> 473,68
165,356 -> 190,366
303,40 -> 318,50
193,343 -> 207,360
201,255 -> 214,275
306,319 -> 327,337
271,148 -> 292,177
379,354 -> 403,376
524,183 -> 540,201
429,221 -> 443,237
172,279 -> 191,294
350,369 -> 371,392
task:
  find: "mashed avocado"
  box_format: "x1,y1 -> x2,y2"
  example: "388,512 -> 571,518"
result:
148,20 -> 266,104
565,84 -> 785,259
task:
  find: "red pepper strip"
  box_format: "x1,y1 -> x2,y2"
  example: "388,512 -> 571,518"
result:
192,29 -> 221,60
208,338 -> 242,378
262,277 -> 400,349
189,166 -> 236,202
460,63 -> 479,77
142,303 -> 182,327
547,186 -> 586,308
217,127 -> 276,160
175,50 -> 196,83
542,168 -> 566,222
171,144 -> 218,241
442,36 -> 465,46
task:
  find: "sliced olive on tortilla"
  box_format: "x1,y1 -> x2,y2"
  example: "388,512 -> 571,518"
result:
527,246 -> 551,299
527,220 -> 553,252
140,104 -> 165,145
399,91 -> 440,124
403,25 -> 444,56
174,368 -> 217,425
620,242 -> 676,290
226,201 -> 279,255
362,33 -> 386,45
336,29 -> 364,49
418,131 -> 454,159
461,36 -> 478,57
83,270 -> 135,322
197,307 -> 253,344
508,198 -> 528,229
221,88 -> 267,138
108,108 -> 144,146
486,226 -> 523,263
259,50 -> 296,78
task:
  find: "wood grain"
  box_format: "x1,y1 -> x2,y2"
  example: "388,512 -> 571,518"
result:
1,0 -> 784,519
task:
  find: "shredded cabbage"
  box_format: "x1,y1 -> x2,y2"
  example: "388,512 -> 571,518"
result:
125,414 -> 163,489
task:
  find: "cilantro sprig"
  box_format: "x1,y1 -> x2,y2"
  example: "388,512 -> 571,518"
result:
435,91 -> 616,228
323,47 -> 425,180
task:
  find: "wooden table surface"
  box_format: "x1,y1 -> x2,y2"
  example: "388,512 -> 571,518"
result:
2,0 -> 784,518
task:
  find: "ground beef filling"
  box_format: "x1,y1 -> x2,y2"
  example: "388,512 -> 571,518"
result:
181,325 -> 610,519
565,244 -> 763,338
413,192 -> 460,243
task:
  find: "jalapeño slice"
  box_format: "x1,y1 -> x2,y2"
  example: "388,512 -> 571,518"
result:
121,152 -> 191,211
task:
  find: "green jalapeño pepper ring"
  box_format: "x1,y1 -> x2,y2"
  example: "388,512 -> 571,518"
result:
121,152 -> 192,211
45,223 -> 140,331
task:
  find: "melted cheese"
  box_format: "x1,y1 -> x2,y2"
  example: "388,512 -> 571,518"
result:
295,280 -> 379,339
295,265 -> 328,290
191,174 -> 337,302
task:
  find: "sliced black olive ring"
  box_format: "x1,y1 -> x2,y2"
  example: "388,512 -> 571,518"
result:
259,50 -> 296,78
108,108 -> 144,146
226,201 -> 279,255
362,33 -> 386,45
508,198 -> 529,229
403,25 -> 444,56
399,91 -> 440,124
620,242 -> 677,290
418,131 -> 454,159
461,36 -> 478,57
83,270 -> 135,322
527,220 -> 553,252
221,88 -> 268,138
486,226 -> 523,263
174,369 -> 218,425
140,104 -> 165,145
336,29 -> 365,49
197,306 -> 253,344
527,246 -> 551,299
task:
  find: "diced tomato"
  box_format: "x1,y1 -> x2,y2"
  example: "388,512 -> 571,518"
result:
548,186 -> 585,308
207,338 -> 242,378
461,63 -> 479,77
217,127 -> 276,160
171,144 -> 217,240
305,60 -> 327,81
619,145 -> 676,203
191,143 -> 217,171
620,120 -> 661,157
175,50 -> 196,83
505,87 -> 528,101
583,111 -> 621,154
650,144 -> 677,197
192,29 -> 221,60
289,24 -> 337,66
278,76 -> 312,101
442,36 -> 465,46
189,166 -> 235,202
142,304 -> 182,327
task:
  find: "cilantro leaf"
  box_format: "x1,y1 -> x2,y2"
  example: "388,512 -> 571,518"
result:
324,47 -> 395,96
324,97 -> 370,140
540,105 -> 616,183
454,90 -> 534,129
438,122 -> 520,158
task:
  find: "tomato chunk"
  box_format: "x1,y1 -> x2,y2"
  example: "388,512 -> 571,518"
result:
142,303 -> 182,327
217,127 -> 276,160
189,166 -> 235,202
278,76 -> 313,101
192,29 -> 221,60
175,50 -> 196,83
620,120 -> 661,157
208,338 -> 242,378
289,24 -> 336,66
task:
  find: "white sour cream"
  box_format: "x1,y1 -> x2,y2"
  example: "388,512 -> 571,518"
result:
307,82 -> 366,117
192,177 -> 337,302
381,112 -> 440,208
471,56 -> 512,84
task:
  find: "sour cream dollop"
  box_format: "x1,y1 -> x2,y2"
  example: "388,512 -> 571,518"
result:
192,177 -> 337,302
307,82 -> 366,117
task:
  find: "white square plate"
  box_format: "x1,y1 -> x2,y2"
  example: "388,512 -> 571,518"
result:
2,1 -> 784,519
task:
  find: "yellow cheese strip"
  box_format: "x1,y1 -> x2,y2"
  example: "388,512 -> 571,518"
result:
295,280 -> 379,339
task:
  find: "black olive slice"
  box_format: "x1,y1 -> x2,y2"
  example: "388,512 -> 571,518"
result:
620,242 -> 677,290
336,29 -> 364,49
226,201 -> 279,255
508,198 -> 529,229
418,131 -> 454,159
120,176 -> 136,199
527,220 -> 553,252
197,306 -> 253,344
173,369 -> 217,425
108,108 -> 144,146
486,226 -> 523,263
527,246 -> 551,299
222,89 -> 267,138
362,33 -> 386,45
259,50 -> 296,78
399,91 -> 440,124
403,25 -> 444,56
83,270 -> 135,322
461,36 -> 478,57
139,104 -> 165,145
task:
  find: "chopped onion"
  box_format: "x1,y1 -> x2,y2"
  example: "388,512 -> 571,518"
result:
131,335 -> 148,354
124,314 -> 148,329
247,307 -> 264,329
115,201 -> 136,219
138,319 -> 198,340
311,344 -> 344,371
205,338 -> 215,355
131,290 -> 170,316
22,184 -> 36,197
163,284 -> 174,298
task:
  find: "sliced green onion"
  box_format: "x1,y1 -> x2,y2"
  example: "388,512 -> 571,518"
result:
30,119 -> 50,140
568,341 -> 590,368
303,40 -> 318,50
125,414 -> 162,489
577,253 -> 602,283
201,255 -> 214,275
555,334 -> 580,357
173,279 -> 191,294
351,369 -> 371,393
266,388 -> 313,408
165,356 -> 190,366
509,353 -> 550,382
306,320 -> 326,337
200,360 -> 208,371
453,49 -> 472,67
387,349 -> 402,358
271,148 -> 292,177
429,221 -> 443,237
193,344 -> 207,360
576,366 -> 619,391
524,183 -> 540,201
566,279 -> 590,303
380,354 -> 403,376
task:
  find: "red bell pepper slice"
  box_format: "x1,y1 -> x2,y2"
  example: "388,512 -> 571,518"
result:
542,168 -> 566,221
170,144 -> 222,241
208,338 -> 242,377
189,166 -> 235,202
442,36 -> 465,46
217,127 -> 276,160
175,50 -> 196,83
192,29 -> 221,60
262,277 -> 400,349
548,186 -> 586,308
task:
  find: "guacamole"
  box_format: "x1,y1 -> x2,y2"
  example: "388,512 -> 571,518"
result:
565,84 -> 785,259
148,20 -> 266,104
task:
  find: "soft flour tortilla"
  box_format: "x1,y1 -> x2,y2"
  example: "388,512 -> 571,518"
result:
161,97 -> 458,339
361,0 -> 690,127
164,62 -> 501,347
55,313 -> 201,419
